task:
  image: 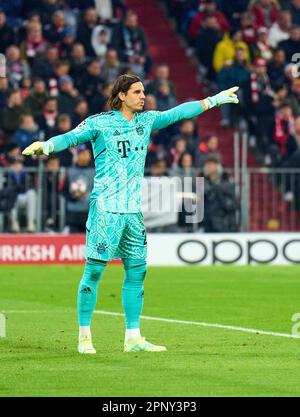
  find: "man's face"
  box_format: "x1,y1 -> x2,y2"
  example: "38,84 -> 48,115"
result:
156,65 -> 169,80
144,95 -> 157,110
45,100 -> 57,112
107,49 -> 117,63
294,116 -> 300,133
291,27 -> 300,41
125,13 -> 138,29
274,49 -> 286,64
7,46 -> 20,62
88,61 -> 101,76
0,12 -> 5,26
47,47 -> 58,62
10,92 -> 22,106
207,136 -> 218,151
77,150 -> 91,167
204,161 -> 219,177
34,80 -> 45,94
47,158 -> 60,172
120,81 -> 145,112
293,0 -> 300,9
85,8 -> 97,25
59,118 -> 71,132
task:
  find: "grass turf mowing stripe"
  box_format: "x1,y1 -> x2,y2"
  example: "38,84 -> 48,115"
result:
2,309 -> 300,340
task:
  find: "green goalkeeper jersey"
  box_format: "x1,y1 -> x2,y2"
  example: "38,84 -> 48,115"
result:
49,102 -> 204,213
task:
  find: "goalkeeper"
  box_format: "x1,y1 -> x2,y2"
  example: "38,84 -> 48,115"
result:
23,74 -> 239,354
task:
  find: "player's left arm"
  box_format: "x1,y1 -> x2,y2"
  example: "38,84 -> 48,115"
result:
151,86 -> 239,131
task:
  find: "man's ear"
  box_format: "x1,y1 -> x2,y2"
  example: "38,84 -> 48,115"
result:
118,91 -> 125,102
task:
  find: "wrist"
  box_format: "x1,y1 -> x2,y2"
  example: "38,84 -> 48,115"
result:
203,96 -> 217,110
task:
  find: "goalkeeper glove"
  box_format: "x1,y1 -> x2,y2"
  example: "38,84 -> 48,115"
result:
22,141 -> 54,156
204,86 -> 239,110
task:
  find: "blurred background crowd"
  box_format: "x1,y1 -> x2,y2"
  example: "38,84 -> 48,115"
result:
0,0 -> 299,233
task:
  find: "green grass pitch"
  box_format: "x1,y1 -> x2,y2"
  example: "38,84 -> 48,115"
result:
1,265 -> 300,397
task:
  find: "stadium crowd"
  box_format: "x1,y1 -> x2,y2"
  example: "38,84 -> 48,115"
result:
18,0 -> 300,235
164,0 -> 300,170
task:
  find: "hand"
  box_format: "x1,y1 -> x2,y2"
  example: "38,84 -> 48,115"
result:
22,141 -> 54,156
205,86 -> 239,109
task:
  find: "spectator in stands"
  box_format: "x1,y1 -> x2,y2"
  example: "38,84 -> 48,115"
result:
166,138 -> 188,169
267,48 -> 287,90
268,10 -> 292,48
244,57 -> 275,154
217,48 -> 250,126
78,58 -> 104,103
278,25 -> 300,62
42,155 -> 61,232
202,155 -> 238,232
6,156 -> 37,233
72,99 -> 89,127
196,15 -> 222,81
250,0 -> 280,29
77,7 -> 98,57
60,146 -> 94,233
240,11 -> 258,48
25,78 -> 48,116
195,135 -> 222,167
273,101 -> 295,159
0,9 -> 15,53
146,64 -> 176,97
0,143 -> 21,167
2,90 -> 27,136
286,0 -> 300,26
70,43 -> 88,85
31,44 -> 59,82
213,29 -> 250,74
155,80 -> 177,112
44,10 -> 67,45
60,27 -> 77,60
12,114 -> 40,151
35,97 -> 59,138
19,21 -> 47,63
6,45 -> 30,89
91,25 -> 111,59
290,79 -> 300,117
148,158 -> 168,177
0,77 -> 9,122
101,49 -> 125,83
285,115 -> 300,159
111,10 -> 150,76
172,119 -> 199,155
188,0 -> 231,41
89,81 -> 113,114
52,114 -> 75,167
254,27 -> 273,61
57,75 -> 79,115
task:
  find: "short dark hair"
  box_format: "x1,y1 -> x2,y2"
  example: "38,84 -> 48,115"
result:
205,154 -> 220,164
108,74 -> 142,110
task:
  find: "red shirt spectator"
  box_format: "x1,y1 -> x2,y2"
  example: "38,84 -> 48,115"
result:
250,0 -> 279,29
188,0 -> 231,40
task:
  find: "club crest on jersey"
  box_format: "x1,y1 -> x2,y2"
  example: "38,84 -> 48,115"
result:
136,126 -> 144,136
96,242 -> 108,254
77,120 -> 86,128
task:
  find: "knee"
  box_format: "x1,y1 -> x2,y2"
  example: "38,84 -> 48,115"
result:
123,259 -> 147,285
82,258 -> 107,284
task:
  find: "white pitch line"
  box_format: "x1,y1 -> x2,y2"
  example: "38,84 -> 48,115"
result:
94,310 -> 300,340
2,309 -> 299,339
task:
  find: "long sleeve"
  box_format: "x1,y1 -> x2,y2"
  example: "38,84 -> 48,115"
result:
48,117 -> 97,153
151,101 -> 205,131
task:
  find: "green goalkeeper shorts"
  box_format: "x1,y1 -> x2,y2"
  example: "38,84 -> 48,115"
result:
85,199 -> 147,262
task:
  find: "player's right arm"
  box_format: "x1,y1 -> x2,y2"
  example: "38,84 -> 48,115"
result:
22,117 -> 96,156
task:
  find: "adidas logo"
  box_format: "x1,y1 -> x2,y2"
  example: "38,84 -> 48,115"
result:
113,130 -> 121,135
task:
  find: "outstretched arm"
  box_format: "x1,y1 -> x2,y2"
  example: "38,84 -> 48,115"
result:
22,118 -> 96,156
152,86 -> 239,131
